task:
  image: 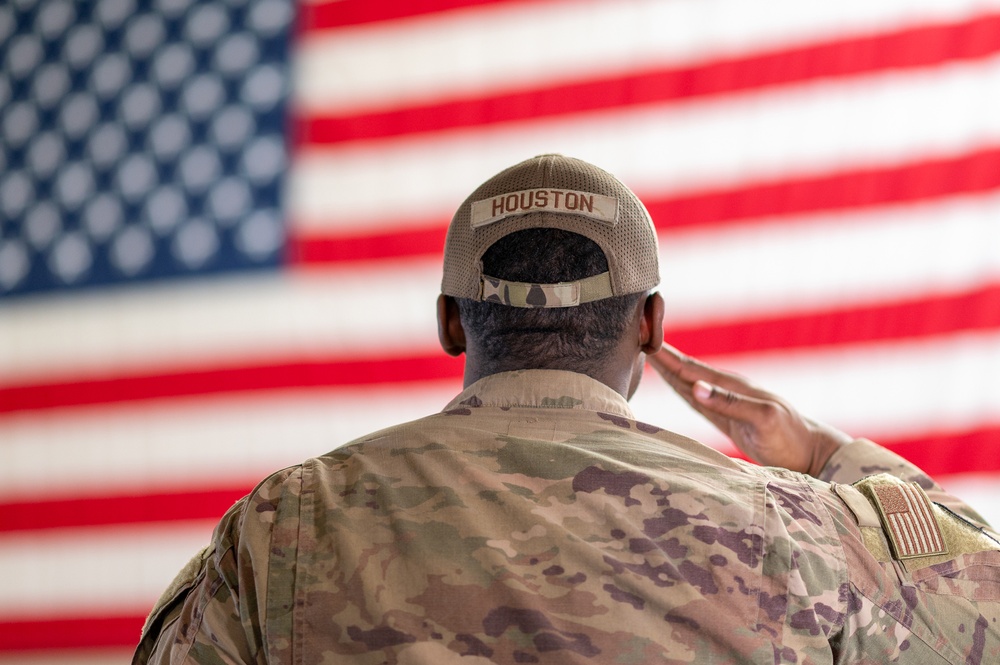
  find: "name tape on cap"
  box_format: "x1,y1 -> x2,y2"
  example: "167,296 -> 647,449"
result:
471,188 -> 619,228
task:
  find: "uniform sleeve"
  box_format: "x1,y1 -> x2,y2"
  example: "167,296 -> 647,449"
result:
132,467 -> 300,665
818,438 -> 995,529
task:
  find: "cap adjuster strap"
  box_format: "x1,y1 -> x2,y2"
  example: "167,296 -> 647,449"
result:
480,272 -> 613,308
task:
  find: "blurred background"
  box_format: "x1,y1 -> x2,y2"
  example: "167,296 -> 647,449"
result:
3,0 -> 1000,661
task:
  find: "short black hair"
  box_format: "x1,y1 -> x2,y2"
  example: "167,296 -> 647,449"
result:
456,227 -> 643,375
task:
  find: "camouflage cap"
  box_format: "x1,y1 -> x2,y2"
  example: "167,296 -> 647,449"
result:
441,154 -> 660,308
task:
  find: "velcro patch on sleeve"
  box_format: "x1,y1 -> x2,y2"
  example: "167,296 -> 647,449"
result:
870,482 -> 947,559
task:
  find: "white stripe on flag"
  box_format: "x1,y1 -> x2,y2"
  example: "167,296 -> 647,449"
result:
291,55 -> 1000,228
5,191 -> 1000,382
890,513 -> 918,555
662,193 -> 1000,326
0,521 -> 217,618
295,0 -> 1000,113
939,474 -> 1000,528
0,383 -> 461,502
0,264 -> 443,383
633,330 -> 1000,442
5,333 -> 1000,503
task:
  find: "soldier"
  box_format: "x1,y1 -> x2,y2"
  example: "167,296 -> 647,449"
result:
135,154 -> 1000,664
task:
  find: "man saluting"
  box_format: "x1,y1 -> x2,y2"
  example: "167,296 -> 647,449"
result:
136,154 -> 1000,664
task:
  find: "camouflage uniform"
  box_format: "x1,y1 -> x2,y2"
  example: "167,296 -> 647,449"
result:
134,370 -> 1000,664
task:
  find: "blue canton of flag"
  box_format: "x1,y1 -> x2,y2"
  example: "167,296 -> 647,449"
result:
0,0 -> 292,298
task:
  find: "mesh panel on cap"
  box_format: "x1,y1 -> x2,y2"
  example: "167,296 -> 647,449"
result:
441,154 -> 659,300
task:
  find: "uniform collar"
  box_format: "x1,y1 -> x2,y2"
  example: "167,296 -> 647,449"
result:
444,369 -> 635,420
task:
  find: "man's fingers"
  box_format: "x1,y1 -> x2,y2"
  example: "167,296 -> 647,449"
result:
650,345 -> 715,379
652,346 -> 772,401
648,349 -> 743,413
651,347 -> 852,474
648,345 -> 719,385
649,348 -> 787,447
691,380 -> 776,431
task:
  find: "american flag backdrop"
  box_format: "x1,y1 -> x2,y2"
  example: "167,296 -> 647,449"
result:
3,0 -> 1000,661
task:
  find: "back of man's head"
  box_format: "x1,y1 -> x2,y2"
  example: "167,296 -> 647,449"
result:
440,154 -> 661,376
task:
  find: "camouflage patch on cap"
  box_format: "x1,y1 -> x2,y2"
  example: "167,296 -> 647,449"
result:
480,273 -> 614,308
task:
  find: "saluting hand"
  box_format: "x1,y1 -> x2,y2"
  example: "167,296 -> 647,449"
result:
648,344 -> 852,477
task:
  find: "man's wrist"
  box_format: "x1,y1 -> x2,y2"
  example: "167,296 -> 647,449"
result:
806,422 -> 853,478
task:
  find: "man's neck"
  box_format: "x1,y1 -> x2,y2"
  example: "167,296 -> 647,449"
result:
462,351 -> 641,400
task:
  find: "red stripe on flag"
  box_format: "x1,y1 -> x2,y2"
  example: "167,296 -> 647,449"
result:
0,354 -> 465,415
300,0 -> 522,30
0,486 -> 252,533
881,427 -> 1000,479
287,223 -> 447,264
651,147 -> 1000,230
289,147 -> 1000,265
3,284 -> 1000,415
295,14 -> 1000,145
666,283 -> 1000,356
0,613 -> 144,651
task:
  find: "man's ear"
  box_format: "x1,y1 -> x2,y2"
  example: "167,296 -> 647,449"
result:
437,294 -> 466,357
639,292 -> 664,354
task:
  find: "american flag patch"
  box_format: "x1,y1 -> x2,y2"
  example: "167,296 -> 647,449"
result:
870,482 -> 948,559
